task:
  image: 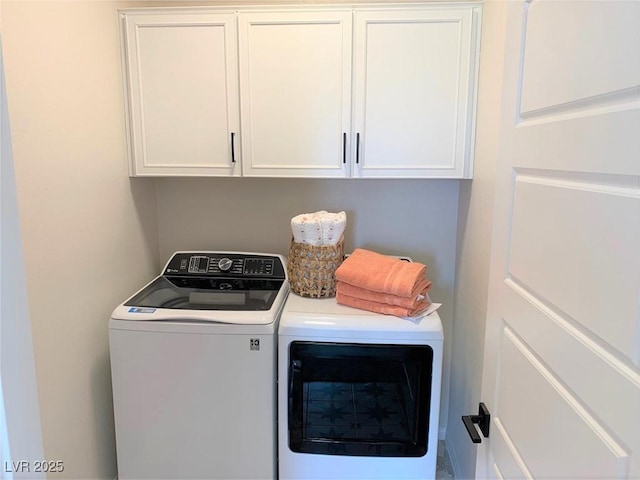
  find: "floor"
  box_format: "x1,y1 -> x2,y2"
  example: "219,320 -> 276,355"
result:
436,441 -> 455,479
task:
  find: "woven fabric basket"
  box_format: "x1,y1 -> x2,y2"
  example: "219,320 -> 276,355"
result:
287,237 -> 345,298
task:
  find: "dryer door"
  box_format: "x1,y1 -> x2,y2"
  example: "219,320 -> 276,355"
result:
288,342 -> 433,457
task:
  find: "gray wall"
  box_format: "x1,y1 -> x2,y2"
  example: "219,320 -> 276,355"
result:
156,176 -> 461,436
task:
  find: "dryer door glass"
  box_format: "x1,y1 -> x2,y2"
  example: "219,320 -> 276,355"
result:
288,342 -> 433,457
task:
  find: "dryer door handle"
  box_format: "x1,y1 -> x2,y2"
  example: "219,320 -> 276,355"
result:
288,360 -> 304,445
289,360 -> 302,397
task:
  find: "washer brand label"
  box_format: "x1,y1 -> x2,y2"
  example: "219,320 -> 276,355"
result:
250,338 -> 260,351
128,307 -> 156,314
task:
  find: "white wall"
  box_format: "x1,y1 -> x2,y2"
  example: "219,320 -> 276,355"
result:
156,176 -> 461,436
1,36 -> 45,480
1,2 -> 159,478
0,0 -> 490,477
447,1 -> 507,478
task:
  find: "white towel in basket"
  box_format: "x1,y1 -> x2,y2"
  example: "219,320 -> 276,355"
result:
291,210 -> 346,246
320,211 -> 346,245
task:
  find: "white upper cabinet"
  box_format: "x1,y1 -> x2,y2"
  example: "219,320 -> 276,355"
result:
238,11 -> 353,177
121,11 -> 241,176
352,7 -> 480,178
120,5 -> 481,178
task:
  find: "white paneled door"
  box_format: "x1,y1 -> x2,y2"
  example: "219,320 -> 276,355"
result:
478,1 -> 639,479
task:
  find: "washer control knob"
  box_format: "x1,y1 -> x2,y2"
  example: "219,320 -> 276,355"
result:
218,257 -> 233,272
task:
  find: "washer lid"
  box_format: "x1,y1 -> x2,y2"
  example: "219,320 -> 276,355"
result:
111,278 -> 290,324
111,252 -> 290,324
279,294 -> 443,341
123,276 -> 285,312
110,306 -> 282,326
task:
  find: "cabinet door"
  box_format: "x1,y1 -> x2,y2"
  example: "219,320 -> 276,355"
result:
122,12 -> 240,176
352,8 -> 480,178
238,11 -> 352,177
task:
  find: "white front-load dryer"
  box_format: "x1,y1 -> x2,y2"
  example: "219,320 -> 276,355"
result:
278,294 -> 443,480
109,252 -> 289,480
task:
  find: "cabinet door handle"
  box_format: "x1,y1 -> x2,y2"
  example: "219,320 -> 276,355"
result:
356,132 -> 361,164
231,132 -> 236,163
342,133 -> 347,164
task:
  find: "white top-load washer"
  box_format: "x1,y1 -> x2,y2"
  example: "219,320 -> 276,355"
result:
109,251 -> 289,480
278,294 -> 443,480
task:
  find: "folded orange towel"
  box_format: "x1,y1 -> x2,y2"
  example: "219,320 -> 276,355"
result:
335,249 -> 427,298
336,291 -> 431,317
336,279 -> 432,309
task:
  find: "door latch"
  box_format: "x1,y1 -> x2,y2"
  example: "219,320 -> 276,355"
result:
462,402 -> 490,443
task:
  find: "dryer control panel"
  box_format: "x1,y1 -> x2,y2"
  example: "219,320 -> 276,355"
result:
163,252 -> 286,279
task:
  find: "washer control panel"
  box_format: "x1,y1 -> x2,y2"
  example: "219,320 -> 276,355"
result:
164,252 -> 284,279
